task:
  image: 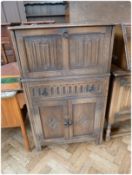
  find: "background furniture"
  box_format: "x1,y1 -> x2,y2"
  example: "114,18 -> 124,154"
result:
112,25 -> 131,71
106,65 -> 131,140
1,21 -> 56,65
1,1 -> 67,24
10,24 -> 114,150
1,24 -> 19,64
1,62 -> 30,151
24,1 -> 67,23
1,62 -> 21,91
106,24 -> 131,140
1,91 -> 30,151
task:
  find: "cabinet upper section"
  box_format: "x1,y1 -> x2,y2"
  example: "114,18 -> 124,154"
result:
10,24 -> 114,78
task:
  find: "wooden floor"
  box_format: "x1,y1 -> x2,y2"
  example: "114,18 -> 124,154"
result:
1,123 -> 131,174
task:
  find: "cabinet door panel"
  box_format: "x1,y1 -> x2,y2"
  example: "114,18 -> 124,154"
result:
72,101 -> 95,136
13,25 -> 113,78
69,97 -> 105,140
35,100 -> 68,141
24,35 -> 63,72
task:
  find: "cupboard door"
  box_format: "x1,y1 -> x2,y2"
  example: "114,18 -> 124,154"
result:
68,98 -> 105,140
14,28 -> 64,77
13,25 -> 113,78
33,100 -> 69,142
68,26 -> 113,74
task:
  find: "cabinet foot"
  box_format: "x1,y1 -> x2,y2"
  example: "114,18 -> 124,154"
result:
96,136 -> 103,145
35,144 -> 42,151
106,124 -> 111,141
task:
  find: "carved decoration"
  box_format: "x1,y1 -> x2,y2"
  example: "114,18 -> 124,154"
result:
24,35 -> 63,71
74,115 -> 89,126
69,34 -> 105,68
31,81 -> 103,98
47,117 -> 59,129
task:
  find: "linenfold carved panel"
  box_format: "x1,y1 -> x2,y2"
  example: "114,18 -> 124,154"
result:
69,34 -> 105,68
24,35 -> 63,72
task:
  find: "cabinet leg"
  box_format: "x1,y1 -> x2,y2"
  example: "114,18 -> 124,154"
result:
96,134 -> 103,145
106,124 -> 111,141
35,144 -> 42,151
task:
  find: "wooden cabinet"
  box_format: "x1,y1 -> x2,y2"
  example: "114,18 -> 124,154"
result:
12,25 -> 113,78
106,24 -> 131,140
112,24 -> 131,71
106,65 -> 131,140
10,24 -> 114,150
68,97 -> 105,141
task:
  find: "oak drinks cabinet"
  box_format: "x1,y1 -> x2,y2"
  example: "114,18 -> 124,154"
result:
10,24 -> 114,150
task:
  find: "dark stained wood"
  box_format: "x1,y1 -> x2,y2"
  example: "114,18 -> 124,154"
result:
9,25 -> 114,78
106,65 -> 131,140
122,25 -> 131,70
10,24 -> 114,150
112,25 -> 131,71
23,76 -> 109,101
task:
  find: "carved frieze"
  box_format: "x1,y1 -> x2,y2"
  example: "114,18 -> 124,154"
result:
30,80 -> 103,98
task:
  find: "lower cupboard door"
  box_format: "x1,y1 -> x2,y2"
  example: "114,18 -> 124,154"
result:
33,100 -> 69,142
68,97 -> 105,140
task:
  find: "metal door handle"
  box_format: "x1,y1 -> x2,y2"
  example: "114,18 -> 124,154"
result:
68,119 -> 73,126
64,119 -> 73,126
64,119 -> 69,126
63,31 -> 69,39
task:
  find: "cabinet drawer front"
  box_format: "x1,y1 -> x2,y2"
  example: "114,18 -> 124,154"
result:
12,25 -> 113,78
24,76 -> 109,104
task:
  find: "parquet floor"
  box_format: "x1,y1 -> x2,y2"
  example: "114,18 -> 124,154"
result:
1,123 -> 131,174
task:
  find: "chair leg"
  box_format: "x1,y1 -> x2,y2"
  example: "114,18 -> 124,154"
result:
20,122 -> 30,151
15,95 -> 30,151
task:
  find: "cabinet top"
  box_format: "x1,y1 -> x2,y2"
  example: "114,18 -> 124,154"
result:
8,23 -> 118,31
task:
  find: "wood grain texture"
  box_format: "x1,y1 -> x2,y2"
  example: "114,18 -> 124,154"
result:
1,93 -> 30,151
10,25 -> 114,78
112,25 -> 131,71
106,66 -> 131,141
1,124 -> 131,174
10,24 -> 114,149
